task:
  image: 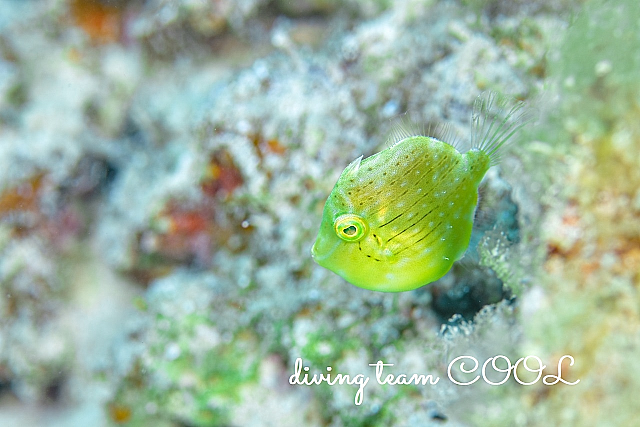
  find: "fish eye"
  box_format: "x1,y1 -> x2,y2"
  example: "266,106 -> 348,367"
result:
334,214 -> 368,242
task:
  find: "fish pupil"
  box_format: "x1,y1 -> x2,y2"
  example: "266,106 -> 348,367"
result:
343,225 -> 357,236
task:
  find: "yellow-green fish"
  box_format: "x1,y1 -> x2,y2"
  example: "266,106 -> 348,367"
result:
311,92 -> 529,292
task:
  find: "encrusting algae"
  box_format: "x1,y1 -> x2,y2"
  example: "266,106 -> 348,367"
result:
312,92 -> 530,292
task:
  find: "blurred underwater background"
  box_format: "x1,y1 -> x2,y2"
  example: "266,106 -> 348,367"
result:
0,0 -> 639,425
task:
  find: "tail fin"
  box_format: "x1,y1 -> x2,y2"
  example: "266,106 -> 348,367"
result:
470,92 -> 532,165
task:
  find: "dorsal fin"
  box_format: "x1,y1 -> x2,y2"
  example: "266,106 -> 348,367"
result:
384,113 -> 464,151
339,155 -> 363,179
470,91 -> 533,165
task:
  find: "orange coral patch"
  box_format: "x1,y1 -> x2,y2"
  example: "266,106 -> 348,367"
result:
0,174 -> 44,218
167,210 -> 210,235
266,138 -> 286,155
70,0 -> 122,43
108,403 -> 132,423
201,150 -> 243,197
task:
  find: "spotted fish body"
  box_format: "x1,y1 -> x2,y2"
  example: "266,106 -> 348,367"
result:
312,92 -> 528,292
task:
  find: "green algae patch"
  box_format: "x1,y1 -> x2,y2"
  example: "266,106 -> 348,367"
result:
300,329 -> 363,369
109,317 -> 260,427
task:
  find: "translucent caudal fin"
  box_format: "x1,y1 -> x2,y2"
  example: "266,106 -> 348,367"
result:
470,91 -> 533,165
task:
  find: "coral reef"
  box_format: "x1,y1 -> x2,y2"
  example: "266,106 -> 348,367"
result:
1,0 -> 637,426
474,0 -> 640,425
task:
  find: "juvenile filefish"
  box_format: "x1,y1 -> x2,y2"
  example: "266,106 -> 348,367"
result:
311,92 -> 530,292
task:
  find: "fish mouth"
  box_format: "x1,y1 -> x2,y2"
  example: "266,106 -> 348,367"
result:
310,236 -> 337,266
310,241 -> 322,262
